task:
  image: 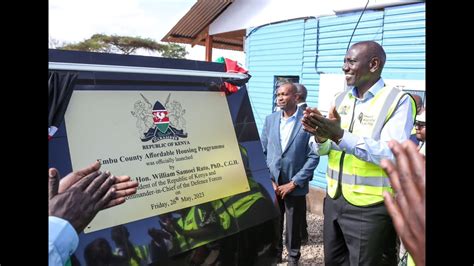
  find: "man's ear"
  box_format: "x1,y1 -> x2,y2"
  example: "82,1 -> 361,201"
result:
369,57 -> 380,73
295,93 -> 301,101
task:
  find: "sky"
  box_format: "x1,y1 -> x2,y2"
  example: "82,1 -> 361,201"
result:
48,0 -> 245,64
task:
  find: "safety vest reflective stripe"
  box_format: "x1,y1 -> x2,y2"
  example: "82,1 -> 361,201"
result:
175,231 -> 189,250
334,87 -> 402,140
176,206 -> 206,249
178,207 -> 202,230
372,87 -> 401,140
213,179 -> 264,220
214,191 -> 263,217
327,168 -> 391,187
193,206 -> 206,227
130,245 -> 149,266
138,245 -> 148,258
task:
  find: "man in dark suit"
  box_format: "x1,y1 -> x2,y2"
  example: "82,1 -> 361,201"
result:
261,81 -> 319,264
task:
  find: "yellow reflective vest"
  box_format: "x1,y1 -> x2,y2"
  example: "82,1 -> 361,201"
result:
174,144 -> 263,250
211,177 -> 264,229
175,206 -> 208,249
215,144 -> 265,226
327,85 -> 416,206
407,253 -> 416,266
129,245 -> 149,266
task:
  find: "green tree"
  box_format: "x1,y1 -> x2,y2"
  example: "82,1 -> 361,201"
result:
58,34 -> 187,59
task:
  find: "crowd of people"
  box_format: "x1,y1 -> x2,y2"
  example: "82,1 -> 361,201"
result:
49,40 -> 425,266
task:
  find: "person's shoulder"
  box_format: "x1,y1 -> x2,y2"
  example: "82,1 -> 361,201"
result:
333,91 -> 345,99
398,92 -> 415,106
266,111 -> 281,119
382,81 -> 406,95
381,83 -> 412,102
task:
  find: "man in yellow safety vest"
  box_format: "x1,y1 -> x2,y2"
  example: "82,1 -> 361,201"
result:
302,41 -> 416,265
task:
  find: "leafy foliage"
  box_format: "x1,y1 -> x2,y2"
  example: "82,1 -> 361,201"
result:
58,34 -> 187,59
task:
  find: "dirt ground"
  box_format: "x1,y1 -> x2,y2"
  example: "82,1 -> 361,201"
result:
278,212 -> 324,265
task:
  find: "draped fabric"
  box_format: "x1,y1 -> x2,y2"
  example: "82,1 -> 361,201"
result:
48,71 -> 78,140
216,57 -> 251,94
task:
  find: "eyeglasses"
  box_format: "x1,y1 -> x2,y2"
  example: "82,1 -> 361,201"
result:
415,121 -> 426,128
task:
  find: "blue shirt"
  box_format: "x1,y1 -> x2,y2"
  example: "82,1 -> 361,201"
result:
309,78 -> 415,165
49,216 -> 79,266
279,110 -> 298,151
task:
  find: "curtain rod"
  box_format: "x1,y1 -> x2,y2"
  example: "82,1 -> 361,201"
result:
49,62 -> 248,79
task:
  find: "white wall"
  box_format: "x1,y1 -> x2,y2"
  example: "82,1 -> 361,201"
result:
210,0 -> 422,35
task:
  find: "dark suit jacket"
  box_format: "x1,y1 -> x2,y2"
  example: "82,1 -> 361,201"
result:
261,108 -> 319,196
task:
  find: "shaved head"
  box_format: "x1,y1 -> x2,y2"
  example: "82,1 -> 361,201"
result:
350,41 -> 386,71
343,41 -> 387,94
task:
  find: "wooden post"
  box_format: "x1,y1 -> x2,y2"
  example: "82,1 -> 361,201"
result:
205,35 -> 213,62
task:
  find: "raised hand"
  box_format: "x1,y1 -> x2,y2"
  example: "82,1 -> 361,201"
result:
49,168 -> 116,233
381,140 -> 425,266
58,161 -> 138,209
302,106 -> 343,143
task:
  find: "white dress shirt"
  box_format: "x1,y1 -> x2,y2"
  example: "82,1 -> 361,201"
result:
280,110 -> 298,151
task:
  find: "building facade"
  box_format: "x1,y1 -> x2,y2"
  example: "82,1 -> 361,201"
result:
245,2 -> 425,190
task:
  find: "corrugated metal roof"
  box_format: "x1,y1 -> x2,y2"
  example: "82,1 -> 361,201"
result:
162,0 -> 244,51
